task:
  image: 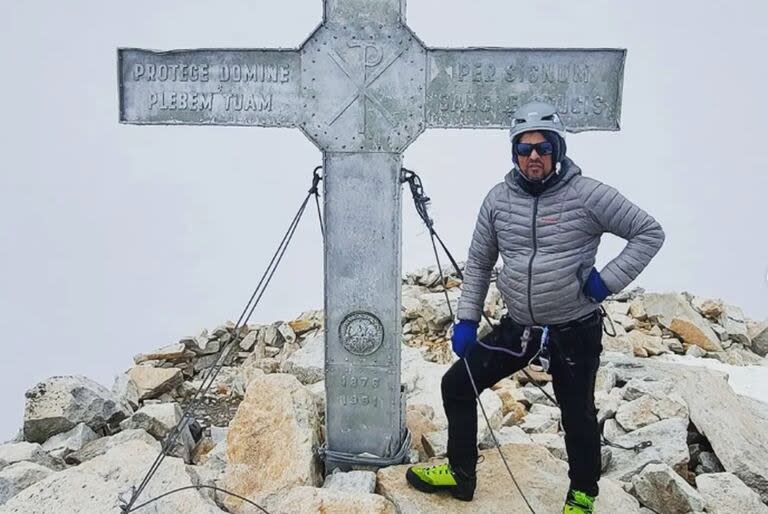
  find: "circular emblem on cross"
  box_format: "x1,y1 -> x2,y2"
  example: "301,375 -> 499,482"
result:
339,311 -> 384,356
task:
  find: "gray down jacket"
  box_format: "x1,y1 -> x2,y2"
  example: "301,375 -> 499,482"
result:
456,157 -> 665,326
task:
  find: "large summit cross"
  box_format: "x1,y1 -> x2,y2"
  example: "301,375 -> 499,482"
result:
119,0 -> 625,472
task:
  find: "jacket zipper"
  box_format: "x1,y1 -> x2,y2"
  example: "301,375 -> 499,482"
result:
527,196 -> 539,325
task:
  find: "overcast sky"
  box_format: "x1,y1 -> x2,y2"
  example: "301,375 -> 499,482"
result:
1,1 -> 766,440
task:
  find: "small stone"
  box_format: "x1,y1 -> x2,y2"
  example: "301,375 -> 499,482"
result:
487,426 -> 531,446
405,404 -> 438,459
666,338 -> 685,354
696,451 -> 724,474
187,334 -> 221,355
41,423 -> 99,460
691,297 -> 723,319
529,433 -> 567,460
748,321 -> 768,356
632,462 -> 705,514
111,373 -> 140,411
133,343 -> 187,365
626,331 -> 668,356
518,413 -> 558,434
288,319 -> 315,336
258,357 -> 281,374
119,403 -> 195,463
615,396 -> 660,432
686,344 -> 706,358
711,323 -> 729,342
601,446 -> 613,472
421,431 -> 447,458
277,322 -> 298,346
603,419 -> 627,441
238,331 -> 258,351
127,366 -> 183,401
718,304 -> 750,345
595,368 -> 618,393
281,330 -> 324,384
322,470 -> 376,494
0,442 -> 64,472
629,297 -> 647,320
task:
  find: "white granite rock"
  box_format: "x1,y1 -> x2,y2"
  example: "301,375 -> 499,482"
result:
0,462 -> 54,506
40,423 -> 99,461
23,376 -> 131,443
281,329 -> 324,384
696,472 -> 768,514
0,439 -> 224,513
322,470 -> 376,494
119,402 -> 195,463
632,462 -> 705,514
0,442 -> 64,472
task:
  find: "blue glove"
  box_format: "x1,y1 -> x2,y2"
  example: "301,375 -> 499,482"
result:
451,320 -> 479,358
583,267 -> 612,303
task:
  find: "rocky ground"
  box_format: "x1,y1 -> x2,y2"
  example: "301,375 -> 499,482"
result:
2,264 -> 768,513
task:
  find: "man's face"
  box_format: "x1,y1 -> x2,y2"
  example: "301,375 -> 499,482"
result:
517,131 -> 554,181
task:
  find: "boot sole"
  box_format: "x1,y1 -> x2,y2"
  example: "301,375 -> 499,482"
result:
405,469 -> 474,501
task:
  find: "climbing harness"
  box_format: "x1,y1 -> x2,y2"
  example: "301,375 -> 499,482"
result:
118,166 -> 324,513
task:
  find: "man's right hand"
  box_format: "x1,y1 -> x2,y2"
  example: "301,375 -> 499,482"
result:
451,320 -> 479,358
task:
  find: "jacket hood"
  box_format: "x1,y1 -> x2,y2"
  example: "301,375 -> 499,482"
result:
504,157 -> 582,197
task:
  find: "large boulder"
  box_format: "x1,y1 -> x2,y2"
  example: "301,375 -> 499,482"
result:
222,373 -> 321,512
696,472 -> 768,514
659,362 -> 768,503
0,439 -> 224,513
23,376 -> 131,443
642,293 -> 722,351
376,443 -> 640,513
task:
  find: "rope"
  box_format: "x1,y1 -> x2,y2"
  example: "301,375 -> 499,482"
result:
122,485 -> 270,513
119,167 -> 324,513
402,167 -> 537,514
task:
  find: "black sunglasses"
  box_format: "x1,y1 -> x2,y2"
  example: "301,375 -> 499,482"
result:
516,141 -> 554,157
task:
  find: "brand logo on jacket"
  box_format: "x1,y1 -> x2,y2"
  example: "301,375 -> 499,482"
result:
540,215 -> 559,225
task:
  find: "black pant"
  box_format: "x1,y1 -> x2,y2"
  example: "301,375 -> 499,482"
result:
441,313 -> 604,497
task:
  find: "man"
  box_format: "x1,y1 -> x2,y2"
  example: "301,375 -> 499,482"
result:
405,102 -> 665,513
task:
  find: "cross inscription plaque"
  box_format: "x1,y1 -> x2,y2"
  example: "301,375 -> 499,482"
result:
118,0 -> 625,472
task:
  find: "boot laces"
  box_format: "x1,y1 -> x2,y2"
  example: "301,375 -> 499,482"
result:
425,464 -> 451,477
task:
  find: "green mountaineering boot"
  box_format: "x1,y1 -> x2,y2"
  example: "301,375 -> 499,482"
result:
405,462 -> 476,501
563,488 -> 595,514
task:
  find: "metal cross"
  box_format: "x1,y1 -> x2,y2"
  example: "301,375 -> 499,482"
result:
118,0 -> 625,477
